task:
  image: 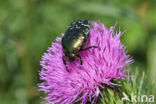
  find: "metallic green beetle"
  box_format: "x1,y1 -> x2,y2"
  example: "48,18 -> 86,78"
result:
61,20 -> 97,72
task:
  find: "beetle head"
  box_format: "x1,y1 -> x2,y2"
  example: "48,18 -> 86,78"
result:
68,53 -> 75,62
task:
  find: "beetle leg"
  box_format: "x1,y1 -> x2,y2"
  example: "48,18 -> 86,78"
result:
76,54 -> 83,65
80,46 -> 98,51
63,55 -> 70,72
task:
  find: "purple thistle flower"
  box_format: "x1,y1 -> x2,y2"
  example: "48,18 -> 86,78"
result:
39,21 -> 133,104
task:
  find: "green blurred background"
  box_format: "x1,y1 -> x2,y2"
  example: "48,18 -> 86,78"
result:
0,0 -> 156,104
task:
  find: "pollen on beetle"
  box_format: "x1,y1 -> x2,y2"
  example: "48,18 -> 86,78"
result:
38,21 -> 134,104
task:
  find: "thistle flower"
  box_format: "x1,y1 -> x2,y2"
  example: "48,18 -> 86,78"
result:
39,21 -> 133,104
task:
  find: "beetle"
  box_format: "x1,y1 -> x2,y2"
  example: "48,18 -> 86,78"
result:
61,20 -> 97,72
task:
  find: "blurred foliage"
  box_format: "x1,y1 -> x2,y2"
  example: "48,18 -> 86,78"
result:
0,0 -> 156,104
